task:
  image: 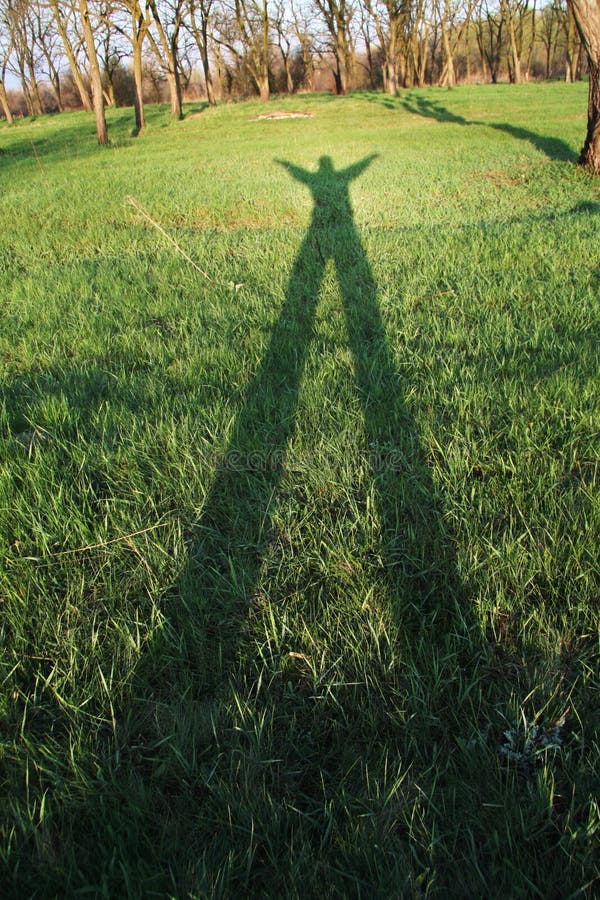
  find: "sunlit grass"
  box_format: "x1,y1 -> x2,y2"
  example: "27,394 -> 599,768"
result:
0,83 -> 598,896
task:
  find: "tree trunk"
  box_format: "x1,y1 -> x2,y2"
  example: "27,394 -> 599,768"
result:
439,24 -> 456,87
580,58 -> 600,170
260,0 -> 270,100
201,31 -> 216,105
29,71 -> 44,115
79,0 -> 108,144
133,38 -> 145,131
189,5 -> 217,106
104,75 -> 116,107
411,29 -> 428,86
147,3 -> 184,118
508,21 -> 522,83
50,78 -> 64,112
387,24 -> 398,94
20,72 -> 35,116
233,0 -> 270,101
571,0 -> 600,172
333,40 -> 350,94
51,0 -> 93,111
48,66 -> 64,112
300,36 -> 314,91
466,23 -> 472,82
501,0 -> 522,84
167,70 -> 183,118
363,27 -> 375,88
0,81 -> 13,124
333,59 -> 344,94
257,72 -> 270,101
566,2 -> 579,81
386,58 -> 398,94
339,36 -> 353,93
213,41 -> 225,100
284,55 -> 294,93
202,54 -> 216,105
524,12 -> 536,80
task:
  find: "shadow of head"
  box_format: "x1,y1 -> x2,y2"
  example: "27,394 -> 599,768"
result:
318,155 -> 334,173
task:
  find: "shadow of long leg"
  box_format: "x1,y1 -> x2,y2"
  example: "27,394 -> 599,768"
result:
177,231 -> 326,691
334,226 -> 459,634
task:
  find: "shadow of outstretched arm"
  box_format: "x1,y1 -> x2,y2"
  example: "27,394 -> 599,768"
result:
340,152 -> 380,181
274,158 -> 312,185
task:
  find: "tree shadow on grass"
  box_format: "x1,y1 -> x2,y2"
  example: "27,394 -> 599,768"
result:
182,101 -> 210,119
0,105 -> 180,174
363,90 -> 578,162
0,112 -> 133,171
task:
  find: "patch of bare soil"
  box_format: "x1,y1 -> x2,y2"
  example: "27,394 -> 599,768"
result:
253,111 -> 315,120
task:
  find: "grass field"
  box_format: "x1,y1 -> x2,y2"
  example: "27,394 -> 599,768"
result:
0,82 -> 599,897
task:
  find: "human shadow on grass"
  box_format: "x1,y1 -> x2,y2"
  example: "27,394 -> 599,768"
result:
365,91 -> 577,163
3,163 -> 599,893
1,157 -> 465,894
0,112 -> 134,172
166,153 -> 463,692
94,155 -> 470,890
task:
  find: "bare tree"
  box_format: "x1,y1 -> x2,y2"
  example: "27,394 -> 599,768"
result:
216,0 -> 272,101
144,48 -> 165,94
6,0 -> 45,114
273,0 -> 295,91
356,0 -> 377,86
407,0 -> 432,85
538,1 -> 560,76
475,0 -> 504,82
501,0 -> 536,83
571,0 -> 600,171
312,0 -> 355,93
146,0 -> 186,115
290,0 -> 316,89
78,0 -> 108,140
96,0 -> 128,105
0,6 -> 15,122
188,0 -> 217,102
437,0 -> 476,86
556,0 -> 581,81
50,0 -> 93,109
362,0 -> 410,94
108,0 -> 151,128
32,2 -> 65,108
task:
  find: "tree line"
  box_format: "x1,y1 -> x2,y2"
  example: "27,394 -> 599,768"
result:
1,0 -> 599,171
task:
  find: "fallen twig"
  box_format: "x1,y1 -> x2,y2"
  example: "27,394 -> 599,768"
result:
30,140 -> 50,187
126,195 -> 242,291
55,522 -> 168,557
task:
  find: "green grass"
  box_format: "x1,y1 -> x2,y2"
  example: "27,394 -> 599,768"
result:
0,83 -> 599,897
